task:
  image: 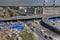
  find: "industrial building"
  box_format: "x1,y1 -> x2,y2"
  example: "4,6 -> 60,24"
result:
0,0 -> 58,15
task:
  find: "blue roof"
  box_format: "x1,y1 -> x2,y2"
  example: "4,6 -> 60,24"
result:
4,23 -> 11,27
13,23 -> 23,31
48,17 -> 56,20
48,17 -> 60,20
0,22 -> 5,24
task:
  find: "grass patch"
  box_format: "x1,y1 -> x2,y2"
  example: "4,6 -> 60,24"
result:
21,32 -> 34,40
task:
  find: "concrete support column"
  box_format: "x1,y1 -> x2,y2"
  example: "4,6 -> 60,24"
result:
43,8 -> 45,15
34,8 -> 37,15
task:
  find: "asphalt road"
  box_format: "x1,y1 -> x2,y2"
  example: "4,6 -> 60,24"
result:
26,20 -> 48,40
0,15 -> 43,21
26,20 -> 60,40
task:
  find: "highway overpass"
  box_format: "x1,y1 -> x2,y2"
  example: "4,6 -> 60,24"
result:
41,14 -> 60,35
0,15 -> 44,21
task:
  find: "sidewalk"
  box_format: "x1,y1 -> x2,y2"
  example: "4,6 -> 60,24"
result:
33,32 -> 40,40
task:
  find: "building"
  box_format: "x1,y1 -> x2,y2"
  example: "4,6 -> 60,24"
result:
0,7 -> 5,15
0,0 -> 60,15
19,6 -> 34,15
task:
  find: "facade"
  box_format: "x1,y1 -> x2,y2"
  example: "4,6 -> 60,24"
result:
18,6 -> 60,15
0,7 -> 5,15
19,6 -> 34,15
43,7 -> 60,15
